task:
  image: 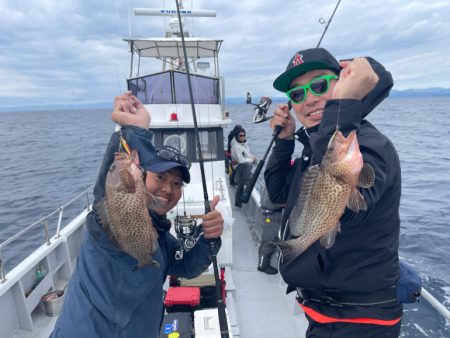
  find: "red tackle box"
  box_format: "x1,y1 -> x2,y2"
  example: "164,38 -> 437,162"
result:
164,286 -> 201,313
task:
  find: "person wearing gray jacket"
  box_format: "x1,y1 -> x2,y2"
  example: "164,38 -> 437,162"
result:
230,127 -> 257,207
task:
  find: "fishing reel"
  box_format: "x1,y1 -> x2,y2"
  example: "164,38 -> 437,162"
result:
174,215 -> 204,260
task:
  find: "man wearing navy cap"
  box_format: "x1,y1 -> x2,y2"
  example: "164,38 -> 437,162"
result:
51,92 -> 224,338
264,48 -> 403,337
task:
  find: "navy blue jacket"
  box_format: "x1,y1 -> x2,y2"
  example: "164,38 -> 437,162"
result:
50,127 -> 219,338
264,58 -> 403,320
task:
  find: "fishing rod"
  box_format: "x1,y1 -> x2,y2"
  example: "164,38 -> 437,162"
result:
174,1 -> 229,337
243,0 -> 341,127
240,111 -> 286,204
240,1 -> 342,204
316,0 -> 342,48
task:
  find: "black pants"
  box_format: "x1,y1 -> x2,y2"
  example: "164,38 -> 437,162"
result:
258,210 -> 282,263
305,315 -> 402,338
233,163 -> 252,204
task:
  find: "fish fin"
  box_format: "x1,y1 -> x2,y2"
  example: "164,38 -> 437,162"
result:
357,163 -> 375,188
94,198 -> 122,249
273,239 -> 306,264
114,152 -> 128,161
95,197 -> 111,229
113,151 -> 138,193
130,149 -> 140,165
119,167 -> 137,193
347,188 -> 367,212
145,192 -> 165,210
134,258 -> 160,270
108,163 -> 116,173
320,223 -> 340,249
289,166 -> 320,237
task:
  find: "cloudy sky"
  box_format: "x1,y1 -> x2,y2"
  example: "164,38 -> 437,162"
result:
1,0 -> 449,110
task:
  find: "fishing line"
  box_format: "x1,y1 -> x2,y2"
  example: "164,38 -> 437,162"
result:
336,97 -> 342,132
194,72 -> 216,197
113,61 -> 125,94
182,189 -> 187,215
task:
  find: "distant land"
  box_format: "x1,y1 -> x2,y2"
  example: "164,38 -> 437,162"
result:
1,87 -> 450,112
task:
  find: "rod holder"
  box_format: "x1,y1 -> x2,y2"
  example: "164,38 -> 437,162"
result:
44,218 -> 51,246
0,258 -> 6,283
55,207 -> 64,239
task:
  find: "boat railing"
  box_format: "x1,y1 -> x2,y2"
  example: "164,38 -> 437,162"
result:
0,186 -> 93,283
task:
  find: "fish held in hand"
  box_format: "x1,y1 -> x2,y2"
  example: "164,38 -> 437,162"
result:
96,150 -> 163,269
279,130 -> 375,263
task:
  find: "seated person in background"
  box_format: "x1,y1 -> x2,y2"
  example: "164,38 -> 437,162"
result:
225,124 -> 242,175
230,127 -> 257,207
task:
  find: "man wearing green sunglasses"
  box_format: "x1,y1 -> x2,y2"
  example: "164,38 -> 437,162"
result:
264,48 -> 403,337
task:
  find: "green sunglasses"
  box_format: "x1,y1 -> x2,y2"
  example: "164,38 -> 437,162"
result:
286,74 -> 339,104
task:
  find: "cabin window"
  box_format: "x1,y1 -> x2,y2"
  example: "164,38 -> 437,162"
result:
150,128 -> 224,162
173,71 -> 219,104
128,70 -> 219,105
128,71 -> 172,104
195,130 -> 218,160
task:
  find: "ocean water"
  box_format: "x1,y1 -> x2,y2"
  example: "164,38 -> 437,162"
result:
1,98 -> 449,337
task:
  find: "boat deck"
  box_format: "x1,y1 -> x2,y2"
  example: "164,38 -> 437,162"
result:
230,195 -> 307,337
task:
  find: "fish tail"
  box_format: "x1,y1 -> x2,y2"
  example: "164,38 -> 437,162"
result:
347,188 -> 367,212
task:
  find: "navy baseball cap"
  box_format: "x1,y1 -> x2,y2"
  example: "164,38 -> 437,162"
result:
144,146 -> 191,184
273,47 -> 341,93
121,126 -> 191,183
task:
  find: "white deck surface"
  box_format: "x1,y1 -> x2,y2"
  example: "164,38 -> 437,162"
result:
229,190 -> 308,337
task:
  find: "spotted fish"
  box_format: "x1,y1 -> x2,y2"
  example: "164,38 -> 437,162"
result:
279,130 -> 375,263
97,150 -> 163,269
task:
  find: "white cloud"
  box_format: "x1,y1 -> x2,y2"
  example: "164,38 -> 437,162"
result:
0,0 -> 449,108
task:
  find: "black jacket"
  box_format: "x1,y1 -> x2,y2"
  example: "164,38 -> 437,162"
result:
264,58 -> 402,320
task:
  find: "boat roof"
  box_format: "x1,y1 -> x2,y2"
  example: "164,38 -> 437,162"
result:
124,37 -> 223,59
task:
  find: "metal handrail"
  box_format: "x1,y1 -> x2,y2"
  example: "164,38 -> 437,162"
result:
0,186 -> 94,283
421,287 -> 450,322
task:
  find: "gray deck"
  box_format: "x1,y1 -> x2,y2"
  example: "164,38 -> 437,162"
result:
229,188 -> 308,337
